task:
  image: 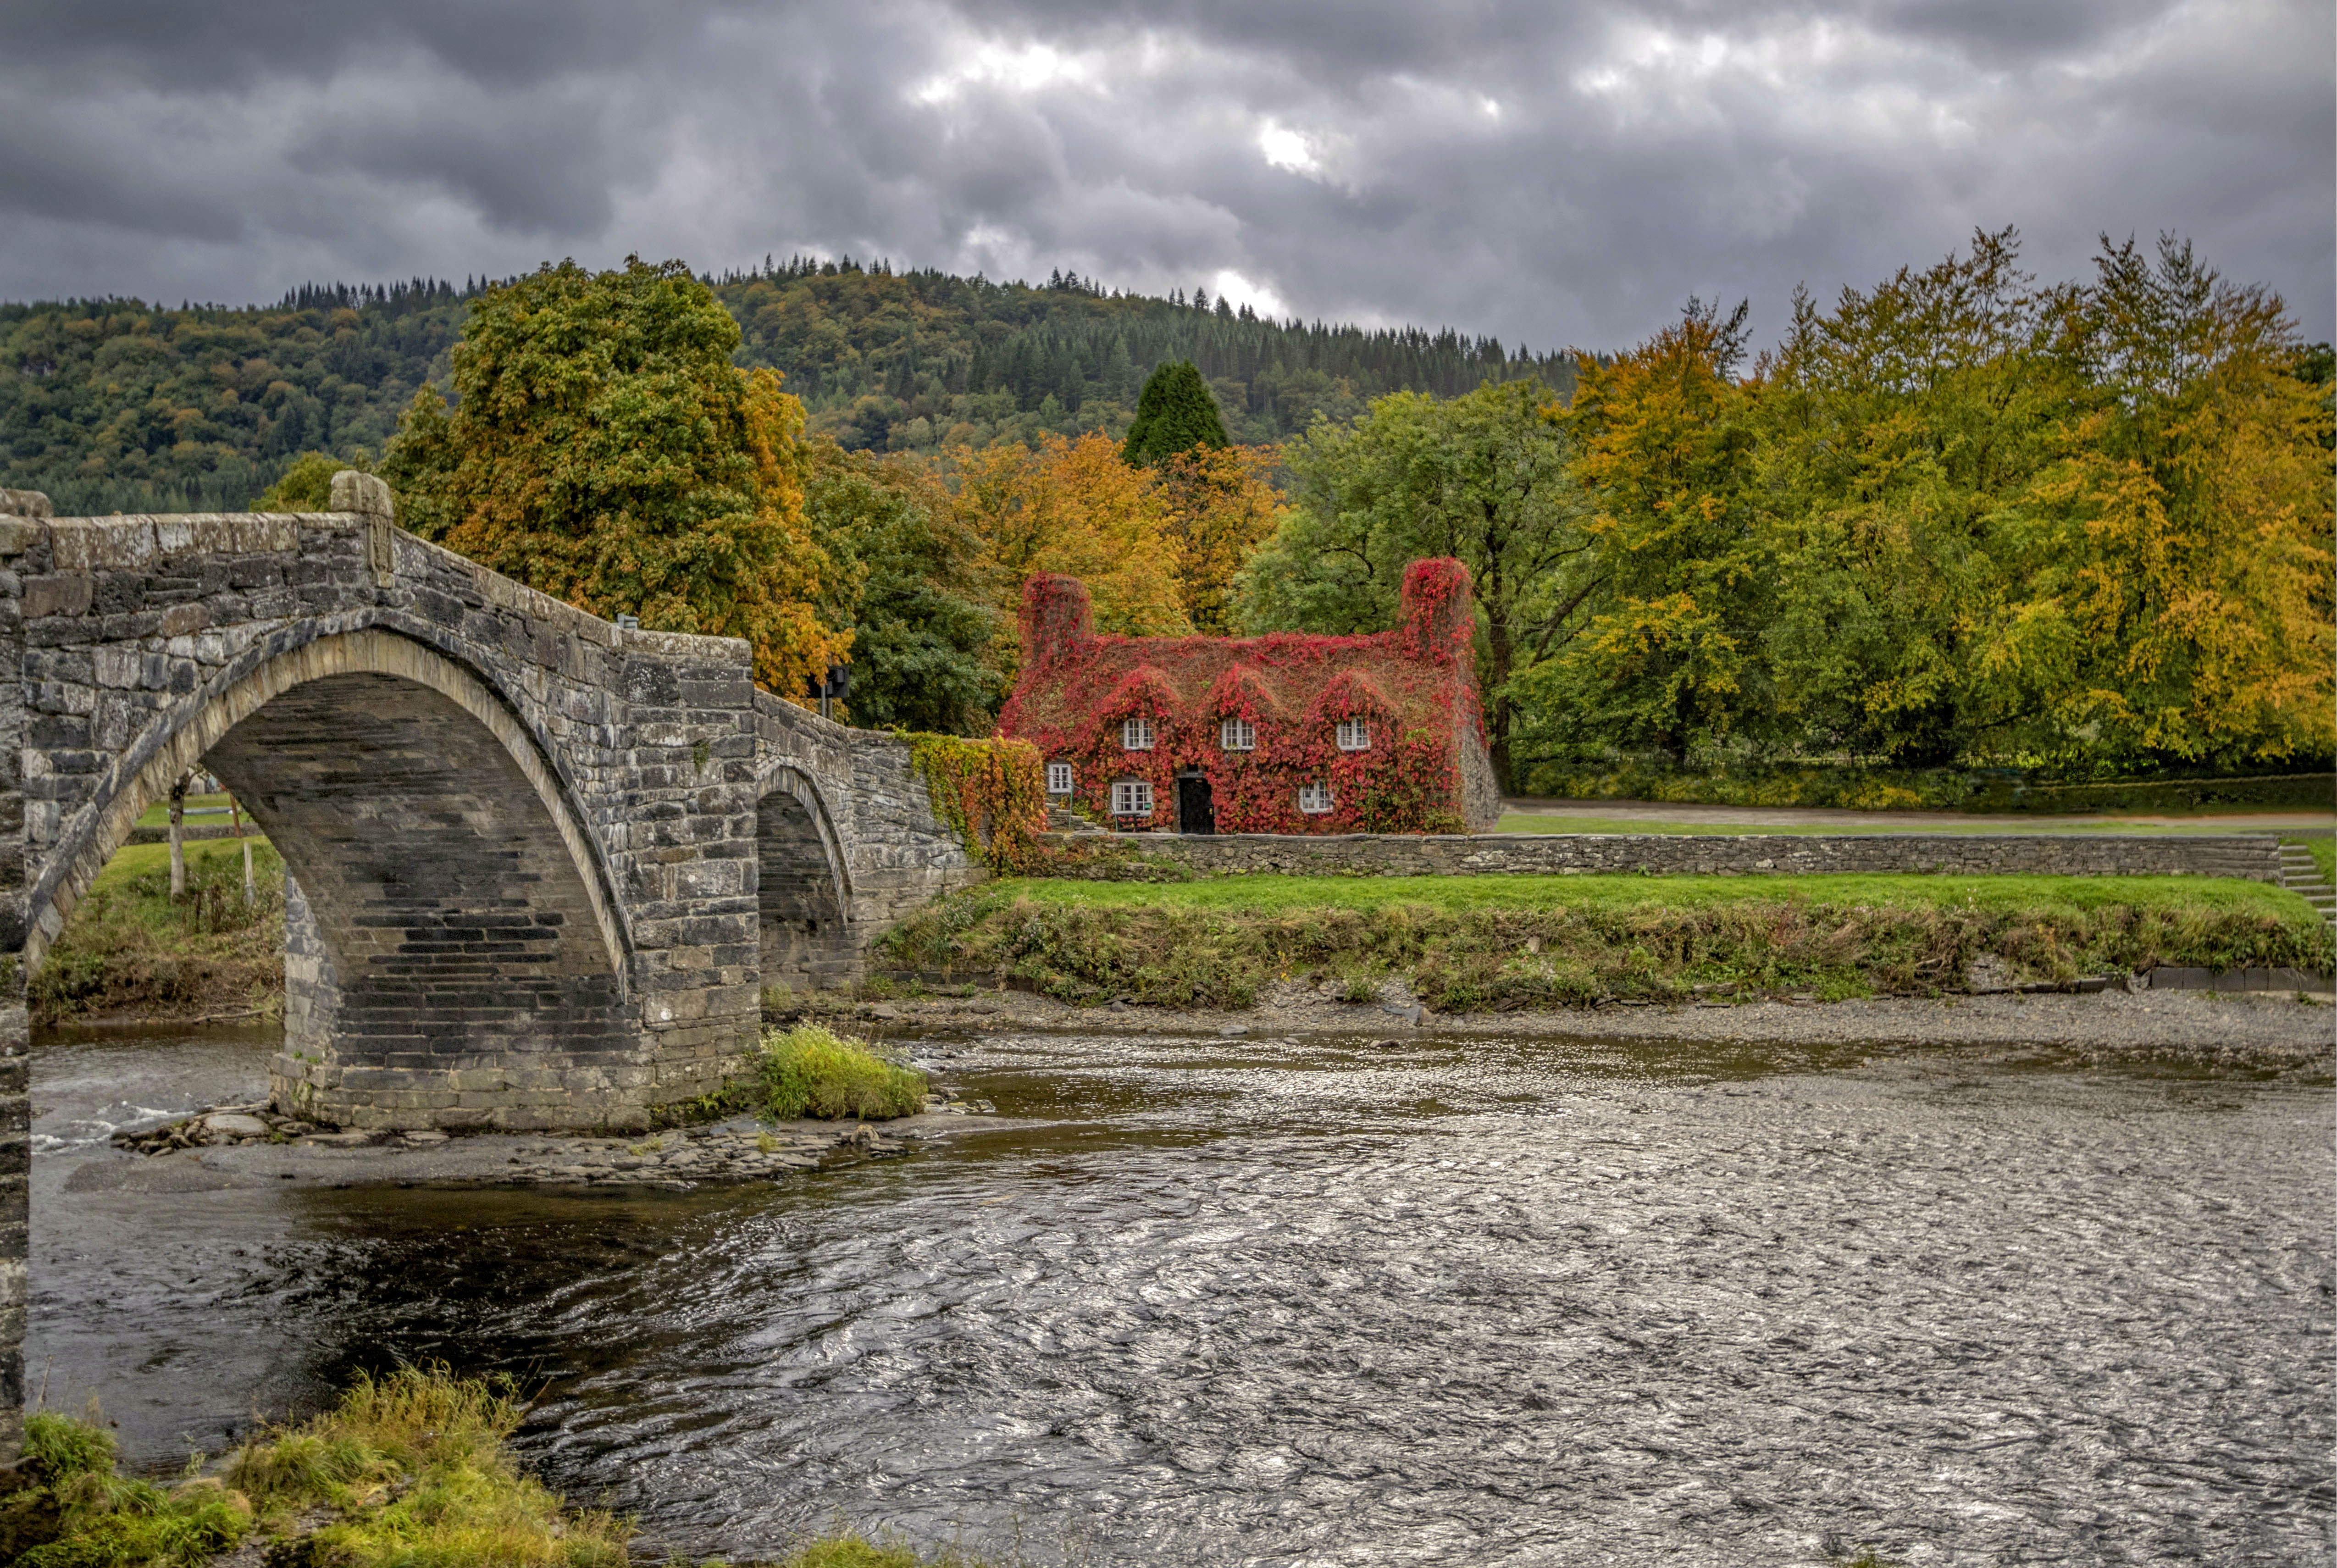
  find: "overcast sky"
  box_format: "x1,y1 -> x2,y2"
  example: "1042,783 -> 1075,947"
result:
3,0 -> 2329,349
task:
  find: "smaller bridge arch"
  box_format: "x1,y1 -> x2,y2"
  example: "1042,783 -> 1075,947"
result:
753,763 -> 857,992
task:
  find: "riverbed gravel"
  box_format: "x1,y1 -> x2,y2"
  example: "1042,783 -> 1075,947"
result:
844,982 -> 2334,1069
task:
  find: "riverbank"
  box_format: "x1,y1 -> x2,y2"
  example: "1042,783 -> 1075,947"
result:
31,836 -> 283,1027
881,873 -> 2334,1014
826,980 -> 2334,1070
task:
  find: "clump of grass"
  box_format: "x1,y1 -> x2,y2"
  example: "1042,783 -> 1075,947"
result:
758,1024 -> 928,1120
0,1369 -> 628,1568
775,1529 -> 1013,1567
228,1365 -> 629,1568
31,838 -> 288,1025
0,1405 -> 251,1568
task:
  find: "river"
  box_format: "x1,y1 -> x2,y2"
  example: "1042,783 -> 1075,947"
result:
28,1021 -> 2333,1565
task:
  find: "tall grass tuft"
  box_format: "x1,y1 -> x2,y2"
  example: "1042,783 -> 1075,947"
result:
758,1024 -> 928,1120
0,1368 -> 628,1568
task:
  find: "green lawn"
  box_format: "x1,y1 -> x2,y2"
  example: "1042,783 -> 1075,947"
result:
985,871 -> 2321,922
132,791 -> 240,829
91,834 -> 269,893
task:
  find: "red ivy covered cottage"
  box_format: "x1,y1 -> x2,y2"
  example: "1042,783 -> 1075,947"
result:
999,558 -> 1502,835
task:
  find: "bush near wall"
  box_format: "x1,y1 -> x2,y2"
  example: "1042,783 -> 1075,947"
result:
1520,759 -> 2337,815
901,731 -> 1048,871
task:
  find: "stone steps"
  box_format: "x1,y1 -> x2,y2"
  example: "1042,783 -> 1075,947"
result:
2276,846 -> 2335,925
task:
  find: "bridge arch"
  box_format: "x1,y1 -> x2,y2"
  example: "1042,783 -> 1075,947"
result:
28,628 -> 633,1067
753,763 -> 854,992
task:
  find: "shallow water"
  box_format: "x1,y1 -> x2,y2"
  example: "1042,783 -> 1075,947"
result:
28,1023 -> 2334,1566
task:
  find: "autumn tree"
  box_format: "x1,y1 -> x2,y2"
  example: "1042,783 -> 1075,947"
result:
254,450 -> 371,510
1538,299 -> 1770,765
1120,360 -> 1229,466
1152,444 -> 1287,634
945,432 -> 1190,687
2020,233 -> 2335,765
1748,230 -> 2075,765
382,257 -> 848,697
1235,377 -> 1591,787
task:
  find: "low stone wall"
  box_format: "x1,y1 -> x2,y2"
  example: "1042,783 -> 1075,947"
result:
1042,829 -> 2287,882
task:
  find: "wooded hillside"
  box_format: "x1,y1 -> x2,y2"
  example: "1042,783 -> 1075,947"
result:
0,261 -> 1574,513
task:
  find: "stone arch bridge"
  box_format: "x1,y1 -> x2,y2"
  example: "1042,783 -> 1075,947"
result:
0,475 -> 984,1137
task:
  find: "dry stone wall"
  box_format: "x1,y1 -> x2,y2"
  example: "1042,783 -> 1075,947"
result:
1046,829 -> 2287,882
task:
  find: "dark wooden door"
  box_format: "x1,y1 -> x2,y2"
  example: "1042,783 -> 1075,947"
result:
1177,775 -> 1216,835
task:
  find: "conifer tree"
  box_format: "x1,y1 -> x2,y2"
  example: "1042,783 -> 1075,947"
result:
1120,360 -> 1230,466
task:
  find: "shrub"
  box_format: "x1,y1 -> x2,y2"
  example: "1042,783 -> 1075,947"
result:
758,1024 -> 928,1120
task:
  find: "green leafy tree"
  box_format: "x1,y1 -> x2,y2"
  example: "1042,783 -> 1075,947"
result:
253,449 -> 371,510
1749,230 -> 2072,766
1235,377 -> 1592,787
382,258 -> 848,696
801,439 -> 1003,732
1120,360 -> 1230,465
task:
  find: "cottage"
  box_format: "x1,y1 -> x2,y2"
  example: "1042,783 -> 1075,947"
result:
999,558 -> 1502,835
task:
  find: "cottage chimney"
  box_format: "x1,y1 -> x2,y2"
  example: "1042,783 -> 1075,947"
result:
1020,574 -> 1094,670
1398,558 -> 1474,661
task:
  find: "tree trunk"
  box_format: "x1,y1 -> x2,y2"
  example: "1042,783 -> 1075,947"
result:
232,797 -> 253,905
167,772 -> 189,899
1482,588 -> 1517,795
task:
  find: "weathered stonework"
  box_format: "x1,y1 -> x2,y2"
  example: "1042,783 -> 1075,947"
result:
0,482 -> 992,1457
0,487 -> 980,1133
1044,829 -> 2288,882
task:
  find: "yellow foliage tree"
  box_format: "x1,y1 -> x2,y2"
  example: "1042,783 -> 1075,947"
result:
1152,445 -> 1288,635
943,433 -> 1191,685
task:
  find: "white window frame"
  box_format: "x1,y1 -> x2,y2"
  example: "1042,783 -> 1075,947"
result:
1111,780 -> 1155,817
1046,761 -> 1074,796
1335,717 -> 1371,751
1220,716 -> 1256,751
1121,715 -> 1154,751
1298,781 -> 1335,815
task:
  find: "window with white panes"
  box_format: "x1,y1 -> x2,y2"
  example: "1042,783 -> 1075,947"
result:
1297,781 -> 1334,814
1220,716 -> 1256,751
1111,780 -> 1154,816
1046,762 -> 1074,795
1121,716 -> 1154,750
1335,718 -> 1371,751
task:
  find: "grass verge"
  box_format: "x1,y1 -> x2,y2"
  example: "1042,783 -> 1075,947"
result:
882,874 -> 2334,1012
1494,812 -> 2320,837
0,1367 -> 627,1568
31,837 -> 285,1026
758,1023 -> 929,1119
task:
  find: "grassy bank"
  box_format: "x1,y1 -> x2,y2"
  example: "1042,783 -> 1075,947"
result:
6,1369 -> 1027,1568
0,1368 -> 628,1568
31,836 -> 284,1026
883,874 -> 2334,1011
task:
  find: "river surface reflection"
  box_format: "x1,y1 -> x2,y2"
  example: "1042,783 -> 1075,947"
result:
28,1022 -> 2333,1566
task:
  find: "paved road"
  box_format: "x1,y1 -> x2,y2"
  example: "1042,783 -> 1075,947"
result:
1501,796 -> 2335,833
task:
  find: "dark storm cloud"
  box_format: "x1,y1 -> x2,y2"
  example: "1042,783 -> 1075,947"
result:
0,0 -> 2327,344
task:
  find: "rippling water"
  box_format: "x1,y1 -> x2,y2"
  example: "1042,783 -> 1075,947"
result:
28,1024 -> 2333,1565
